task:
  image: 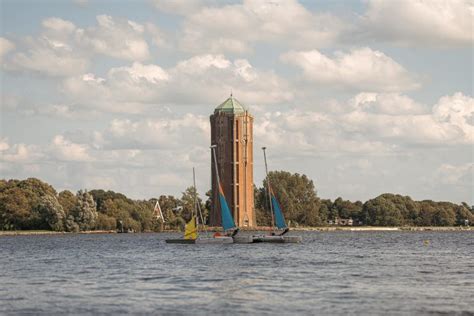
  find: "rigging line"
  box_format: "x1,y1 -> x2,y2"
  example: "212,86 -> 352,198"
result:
243,115 -> 249,223
262,147 -> 275,231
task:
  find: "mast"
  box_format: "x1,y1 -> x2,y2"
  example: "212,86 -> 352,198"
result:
211,145 -> 221,192
193,167 -> 207,236
193,167 -> 197,222
154,200 -> 165,231
211,144 -> 221,230
262,147 -> 275,231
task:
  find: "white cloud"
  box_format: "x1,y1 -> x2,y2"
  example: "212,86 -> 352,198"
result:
281,48 -> 420,92
12,43 -> 89,77
0,37 -> 15,62
42,17 -> 76,35
1,143 -> 41,162
7,15 -> 154,76
342,92 -> 474,145
152,0 -> 209,15
51,135 -> 93,161
435,162 -> 473,185
166,54 -> 293,105
61,55 -> 292,113
177,0 -> 346,54
0,138 -> 10,151
9,17 -> 88,76
253,92 -> 473,160
363,0 -> 473,46
109,62 -> 169,83
350,93 -> 427,115
78,15 -> 150,61
102,114 -> 209,150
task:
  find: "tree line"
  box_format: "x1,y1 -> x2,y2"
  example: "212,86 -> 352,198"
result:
0,175 -> 472,232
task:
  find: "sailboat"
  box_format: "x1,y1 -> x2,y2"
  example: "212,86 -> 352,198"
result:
210,144 -> 239,239
252,147 -> 302,243
165,168 -> 204,244
165,146 -> 236,244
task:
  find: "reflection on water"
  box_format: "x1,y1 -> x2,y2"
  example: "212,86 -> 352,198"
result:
1,231 -> 473,315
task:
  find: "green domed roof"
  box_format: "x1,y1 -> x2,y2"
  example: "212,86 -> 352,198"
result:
215,95 -> 246,114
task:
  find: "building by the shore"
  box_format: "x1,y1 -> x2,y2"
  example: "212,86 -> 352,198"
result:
209,95 -> 256,228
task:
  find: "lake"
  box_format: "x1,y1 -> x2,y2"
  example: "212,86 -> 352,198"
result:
0,231 -> 473,315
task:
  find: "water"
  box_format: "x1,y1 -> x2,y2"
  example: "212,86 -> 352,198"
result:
0,231 -> 473,315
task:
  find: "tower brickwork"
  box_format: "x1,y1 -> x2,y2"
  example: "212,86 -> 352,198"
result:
210,95 -> 255,228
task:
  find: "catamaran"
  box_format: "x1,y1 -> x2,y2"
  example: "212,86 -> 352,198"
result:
251,147 -> 302,243
165,146 -> 237,244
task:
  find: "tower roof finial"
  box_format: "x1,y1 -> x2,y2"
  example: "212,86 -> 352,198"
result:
230,89 -> 233,97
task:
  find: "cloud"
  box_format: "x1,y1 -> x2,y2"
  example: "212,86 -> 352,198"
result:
0,138 -> 10,151
0,118 -> 212,197
350,93 -> 427,115
0,37 -> 15,62
435,162 -> 473,186
281,47 -> 420,92
42,17 -> 76,35
253,92 -> 473,160
78,15 -> 150,61
176,0 -> 346,54
362,0 -> 473,47
51,135 -> 93,162
1,142 -> 41,163
152,0 -> 210,15
2,92 -> 472,201
102,114 -> 209,150
61,54 -> 292,114
343,92 -> 473,145
11,24 -> 89,76
6,15 -> 154,76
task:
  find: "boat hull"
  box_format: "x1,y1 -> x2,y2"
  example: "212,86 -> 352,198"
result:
252,235 -> 302,243
232,235 -> 254,244
165,239 -> 196,244
195,237 -> 233,244
166,237 -> 234,244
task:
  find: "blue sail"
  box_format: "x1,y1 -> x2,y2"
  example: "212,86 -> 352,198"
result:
219,185 -> 236,231
271,194 -> 287,229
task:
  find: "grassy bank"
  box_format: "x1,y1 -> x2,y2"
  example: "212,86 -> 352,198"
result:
0,230 -> 116,236
1,226 -> 471,236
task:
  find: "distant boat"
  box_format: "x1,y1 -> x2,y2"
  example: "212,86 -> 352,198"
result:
251,147 -> 302,243
166,146 -> 236,244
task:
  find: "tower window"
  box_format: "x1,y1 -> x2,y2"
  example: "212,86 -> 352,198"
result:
235,120 -> 239,141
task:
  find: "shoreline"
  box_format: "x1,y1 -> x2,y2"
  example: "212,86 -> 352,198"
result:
0,226 -> 471,236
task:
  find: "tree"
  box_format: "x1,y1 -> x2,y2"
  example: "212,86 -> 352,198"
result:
0,186 -> 33,230
58,190 -> 77,217
96,213 -> 117,231
255,185 -> 272,226
262,171 -> 322,226
35,195 -> 66,231
332,197 -> 363,221
363,195 -> 403,226
72,190 -> 98,231
455,205 -> 474,225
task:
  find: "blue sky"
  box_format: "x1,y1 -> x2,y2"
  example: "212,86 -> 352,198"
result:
1,0 -> 472,204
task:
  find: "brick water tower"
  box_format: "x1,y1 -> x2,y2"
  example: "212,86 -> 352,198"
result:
210,94 -> 255,228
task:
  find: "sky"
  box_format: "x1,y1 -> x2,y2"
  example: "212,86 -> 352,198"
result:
0,0 -> 472,204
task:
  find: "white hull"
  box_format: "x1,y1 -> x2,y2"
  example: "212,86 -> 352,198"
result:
195,237 -> 234,244
166,235 -> 302,244
232,235 -> 254,244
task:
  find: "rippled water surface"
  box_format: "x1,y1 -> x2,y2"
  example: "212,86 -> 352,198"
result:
1,231 -> 473,315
